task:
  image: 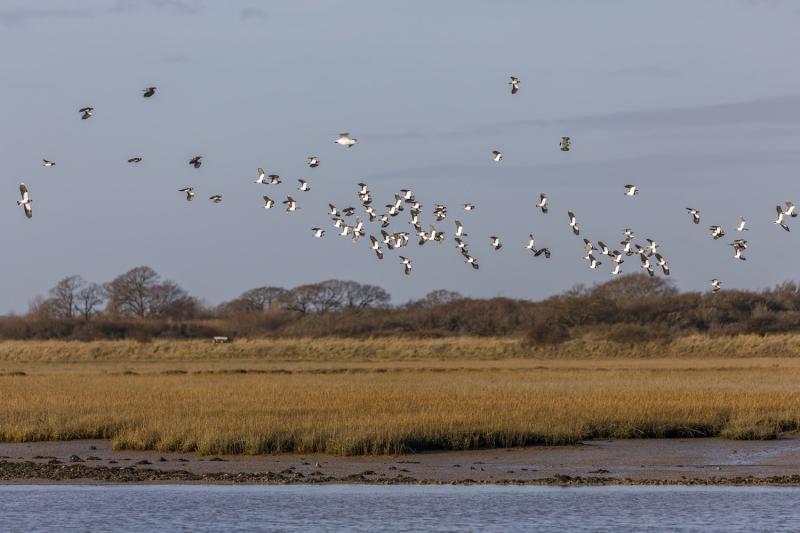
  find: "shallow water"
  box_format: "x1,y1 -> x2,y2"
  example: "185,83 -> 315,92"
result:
0,484 -> 796,532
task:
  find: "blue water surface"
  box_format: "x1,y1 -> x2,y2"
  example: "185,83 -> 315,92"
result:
0,484 -> 797,532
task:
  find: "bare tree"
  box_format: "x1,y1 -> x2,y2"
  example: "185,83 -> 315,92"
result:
217,286 -> 287,316
280,280 -> 390,314
149,280 -> 198,319
340,281 -> 391,308
415,289 -> 463,308
589,273 -> 677,304
47,275 -> 85,319
105,266 -> 193,319
76,283 -> 106,321
240,286 -> 287,311
279,284 -> 320,314
310,280 -> 347,313
27,295 -> 53,318
106,267 -> 156,318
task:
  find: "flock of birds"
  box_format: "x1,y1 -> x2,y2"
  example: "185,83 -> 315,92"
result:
16,78 -> 797,293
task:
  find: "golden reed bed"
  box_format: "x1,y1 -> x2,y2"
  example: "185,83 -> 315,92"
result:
1,334 -> 800,362
1,336 -> 800,455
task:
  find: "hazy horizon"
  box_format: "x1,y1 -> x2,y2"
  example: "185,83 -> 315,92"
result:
3,0 -> 800,313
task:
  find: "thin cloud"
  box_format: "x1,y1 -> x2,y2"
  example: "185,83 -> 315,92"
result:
0,7 -> 93,26
608,66 -> 679,78
540,95 -> 800,130
160,54 -> 190,64
364,150 -> 800,182
109,0 -> 205,15
240,7 -> 267,21
366,95 -> 800,142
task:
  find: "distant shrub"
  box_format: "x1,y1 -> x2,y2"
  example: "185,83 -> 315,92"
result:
9,273 -> 800,341
603,323 -> 669,345
525,317 -> 571,347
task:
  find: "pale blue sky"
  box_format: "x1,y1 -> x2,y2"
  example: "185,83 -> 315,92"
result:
2,0 -> 799,312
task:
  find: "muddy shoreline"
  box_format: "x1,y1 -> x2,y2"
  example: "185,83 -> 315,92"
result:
1,437 -> 800,485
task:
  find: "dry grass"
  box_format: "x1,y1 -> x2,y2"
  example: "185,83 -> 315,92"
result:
3,333 -> 800,364
1,353 -> 799,455
0,337 -> 525,363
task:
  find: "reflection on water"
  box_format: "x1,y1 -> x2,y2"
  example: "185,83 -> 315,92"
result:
0,484 -> 796,532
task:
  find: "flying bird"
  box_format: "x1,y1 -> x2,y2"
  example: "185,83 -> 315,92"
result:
334,133 -> 358,148
399,256 -> 412,276
654,254 -> 670,275
620,241 -> 634,256
640,255 -> 654,277
454,220 -> 467,238
283,196 -> 298,212
567,211 -> 580,235
525,236 -> 550,258
17,183 -> 32,219
189,156 -> 203,169
142,86 -> 157,98
536,193 -> 548,214
42,159 -> 55,167
311,228 -> 325,238
127,157 -> 142,164
686,208 -> 701,225
710,279 -> 722,293
298,179 -> 311,192
774,206 -> 790,232
709,226 -> 726,240
560,137 -> 571,151
491,150 -> 503,162
307,156 -> 320,168
784,201 -> 797,217
209,195 -> 222,203
178,187 -> 195,201
465,255 -> 480,269
464,203 -> 476,211
255,168 -> 267,184
79,107 -> 94,120
369,236 -> 384,260
489,236 -> 502,250
262,195 -> 274,209
623,184 -> 639,197
736,216 -> 748,232
509,76 -> 520,95
730,240 -> 747,261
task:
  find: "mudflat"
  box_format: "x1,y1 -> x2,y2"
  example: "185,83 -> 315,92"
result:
1,438 -> 799,485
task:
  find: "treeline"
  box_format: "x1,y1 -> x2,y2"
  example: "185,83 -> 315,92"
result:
3,266 -> 800,342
